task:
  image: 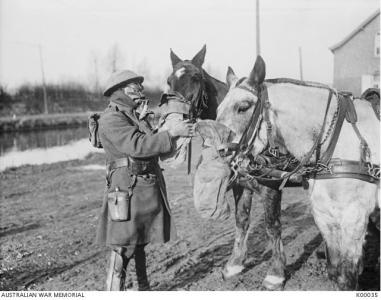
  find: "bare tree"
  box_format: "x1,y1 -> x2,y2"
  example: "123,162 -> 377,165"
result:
86,51 -> 102,95
136,57 -> 149,77
106,43 -> 125,73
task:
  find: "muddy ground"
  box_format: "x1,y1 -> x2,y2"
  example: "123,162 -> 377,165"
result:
1,138 -> 379,291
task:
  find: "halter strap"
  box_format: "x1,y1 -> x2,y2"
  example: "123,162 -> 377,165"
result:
233,79 -> 275,159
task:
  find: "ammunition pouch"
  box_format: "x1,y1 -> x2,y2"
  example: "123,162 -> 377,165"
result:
88,113 -> 103,148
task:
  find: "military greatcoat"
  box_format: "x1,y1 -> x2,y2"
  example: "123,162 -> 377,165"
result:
95,90 -> 177,247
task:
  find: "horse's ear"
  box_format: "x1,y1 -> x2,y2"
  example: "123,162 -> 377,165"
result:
226,66 -> 238,89
247,55 -> 266,87
170,48 -> 182,68
191,44 -> 206,68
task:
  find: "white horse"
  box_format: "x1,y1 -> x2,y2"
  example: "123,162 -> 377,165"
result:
195,56 -> 379,290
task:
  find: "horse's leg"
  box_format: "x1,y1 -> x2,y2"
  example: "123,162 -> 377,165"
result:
260,186 -> 286,290
310,179 -> 377,290
222,185 -> 253,279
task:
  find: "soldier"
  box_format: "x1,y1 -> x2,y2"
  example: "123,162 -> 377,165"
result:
95,70 -> 194,291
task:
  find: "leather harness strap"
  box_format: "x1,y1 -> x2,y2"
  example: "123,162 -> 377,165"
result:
318,91 -> 344,165
314,158 -> 379,183
262,87 -> 279,157
351,123 -> 371,163
314,93 -> 378,182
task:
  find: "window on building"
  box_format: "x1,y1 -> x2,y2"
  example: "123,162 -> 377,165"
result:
373,74 -> 380,89
361,74 -> 379,92
375,32 -> 380,57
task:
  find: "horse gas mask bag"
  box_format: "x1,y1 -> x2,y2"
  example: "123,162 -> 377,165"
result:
193,120 -> 237,221
157,92 -> 191,166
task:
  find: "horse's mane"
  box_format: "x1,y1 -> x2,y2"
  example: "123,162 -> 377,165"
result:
197,69 -> 229,120
265,78 -> 334,91
202,69 -> 228,104
202,69 -> 226,86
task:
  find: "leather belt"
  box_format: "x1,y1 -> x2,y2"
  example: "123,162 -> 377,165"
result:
107,157 -> 130,170
106,157 -> 156,175
105,157 -> 156,188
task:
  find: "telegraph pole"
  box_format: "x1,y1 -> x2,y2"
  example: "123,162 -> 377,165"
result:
256,0 -> 261,56
298,46 -> 304,80
93,55 -> 100,94
38,44 -> 49,114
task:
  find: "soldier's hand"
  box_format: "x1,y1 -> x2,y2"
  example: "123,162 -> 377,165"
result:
168,120 -> 195,137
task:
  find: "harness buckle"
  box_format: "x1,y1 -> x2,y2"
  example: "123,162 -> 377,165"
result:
269,147 -> 279,158
366,162 -> 380,180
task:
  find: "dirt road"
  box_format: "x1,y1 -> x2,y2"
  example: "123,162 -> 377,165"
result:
1,139 -> 379,291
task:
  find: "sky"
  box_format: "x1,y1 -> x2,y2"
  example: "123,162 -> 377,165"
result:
0,0 -> 379,91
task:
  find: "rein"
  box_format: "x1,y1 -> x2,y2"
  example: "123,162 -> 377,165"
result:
189,72 -> 209,121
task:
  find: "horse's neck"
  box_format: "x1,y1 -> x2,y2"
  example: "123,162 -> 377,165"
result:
201,70 -> 228,120
266,83 -> 338,161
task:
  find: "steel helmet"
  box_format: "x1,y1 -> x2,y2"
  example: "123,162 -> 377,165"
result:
103,70 -> 144,96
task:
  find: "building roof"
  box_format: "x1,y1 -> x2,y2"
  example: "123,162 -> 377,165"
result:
330,9 -> 380,52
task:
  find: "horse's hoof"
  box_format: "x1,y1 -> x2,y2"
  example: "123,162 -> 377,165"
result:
262,275 -> 285,290
221,265 -> 244,280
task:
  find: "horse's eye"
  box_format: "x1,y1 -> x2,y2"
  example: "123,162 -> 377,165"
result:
192,74 -> 201,81
237,101 -> 252,113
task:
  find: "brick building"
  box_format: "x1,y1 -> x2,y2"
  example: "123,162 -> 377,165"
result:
330,10 -> 380,97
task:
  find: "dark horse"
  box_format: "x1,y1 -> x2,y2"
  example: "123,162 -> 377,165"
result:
157,45 -> 228,167
161,46 -> 289,290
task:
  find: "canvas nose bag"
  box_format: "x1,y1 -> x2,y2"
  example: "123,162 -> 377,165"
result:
158,93 -> 191,166
159,115 -> 190,166
193,147 -> 231,220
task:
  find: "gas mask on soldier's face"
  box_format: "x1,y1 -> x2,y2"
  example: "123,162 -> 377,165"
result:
123,83 -> 149,120
124,82 -> 144,100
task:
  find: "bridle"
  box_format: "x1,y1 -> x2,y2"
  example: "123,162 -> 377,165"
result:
161,66 -> 209,119
226,78 -> 288,188
184,70 -> 209,122
229,78 -> 278,160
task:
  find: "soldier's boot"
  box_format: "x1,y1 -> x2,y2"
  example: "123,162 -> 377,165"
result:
106,247 -> 129,291
135,245 -> 151,291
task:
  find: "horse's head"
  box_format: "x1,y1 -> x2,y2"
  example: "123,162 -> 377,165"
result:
216,56 -> 268,154
166,45 -> 208,119
168,45 -> 206,99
